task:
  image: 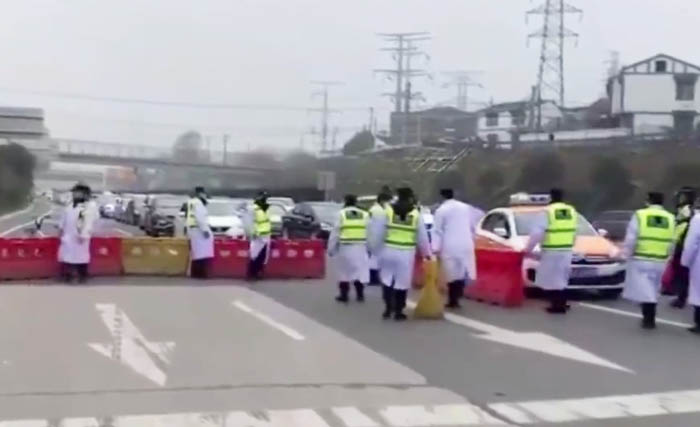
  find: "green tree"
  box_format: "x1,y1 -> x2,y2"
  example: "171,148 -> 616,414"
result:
0,143 -> 36,211
515,152 -> 565,192
172,130 -> 205,162
588,156 -> 635,212
342,130 -> 374,156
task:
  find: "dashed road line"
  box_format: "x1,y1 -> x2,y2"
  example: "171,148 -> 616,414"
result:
233,300 -> 306,341
579,302 -> 693,328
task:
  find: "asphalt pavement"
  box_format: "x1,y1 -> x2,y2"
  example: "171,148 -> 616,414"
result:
0,226 -> 699,425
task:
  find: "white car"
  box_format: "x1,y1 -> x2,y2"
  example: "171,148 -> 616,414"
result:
205,199 -> 247,238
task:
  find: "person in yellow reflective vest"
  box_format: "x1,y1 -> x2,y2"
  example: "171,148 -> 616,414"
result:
670,186 -> 696,308
187,186 -> 214,279
621,192 -> 675,329
369,187 -> 432,321
245,191 -> 272,280
368,188 -> 393,285
328,194 -> 370,303
525,188 -> 579,314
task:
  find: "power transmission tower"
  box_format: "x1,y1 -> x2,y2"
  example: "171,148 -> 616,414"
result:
309,81 -> 343,154
442,71 -> 483,111
375,32 -> 431,113
527,0 -> 582,129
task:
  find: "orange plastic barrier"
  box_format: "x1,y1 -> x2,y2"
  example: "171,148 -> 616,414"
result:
89,237 -> 123,276
465,248 -> 525,307
210,239 -> 249,278
0,238 -> 60,280
267,239 -> 325,279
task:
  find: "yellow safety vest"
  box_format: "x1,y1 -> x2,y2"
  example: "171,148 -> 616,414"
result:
634,206 -> 675,261
385,208 -> 419,249
186,198 -> 198,227
339,207 -> 368,244
542,202 -> 578,250
254,205 -> 272,237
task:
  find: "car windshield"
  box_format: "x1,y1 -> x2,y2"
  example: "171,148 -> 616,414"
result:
514,211 -> 598,236
207,201 -> 236,216
157,198 -> 186,209
268,204 -> 286,218
307,203 -> 341,224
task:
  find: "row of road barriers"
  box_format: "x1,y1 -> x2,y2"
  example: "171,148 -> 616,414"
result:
0,238 -> 325,280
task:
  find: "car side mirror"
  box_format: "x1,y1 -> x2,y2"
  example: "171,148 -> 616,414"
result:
598,228 -> 609,238
493,227 -> 509,238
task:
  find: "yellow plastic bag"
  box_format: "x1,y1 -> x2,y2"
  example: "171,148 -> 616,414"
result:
413,258 -> 444,319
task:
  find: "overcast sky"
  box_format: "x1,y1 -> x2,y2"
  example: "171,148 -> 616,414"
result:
0,0 -> 698,152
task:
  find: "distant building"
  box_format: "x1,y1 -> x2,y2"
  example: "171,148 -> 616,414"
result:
608,53 -> 700,135
476,100 -> 562,143
388,106 -> 478,145
0,107 -> 48,140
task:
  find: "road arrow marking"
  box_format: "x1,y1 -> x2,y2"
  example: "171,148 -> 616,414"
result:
88,303 -> 175,386
407,301 -> 633,373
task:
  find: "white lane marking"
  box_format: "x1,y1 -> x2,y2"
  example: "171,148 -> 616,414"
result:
0,208 -> 53,237
489,388 -> 700,424
233,300 -> 305,341
112,227 -> 133,236
579,302 -> 693,328
0,203 -> 34,222
380,404 -> 507,426
407,300 -> 633,373
0,405 -> 504,426
332,407 -> 380,427
87,303 -> 175,386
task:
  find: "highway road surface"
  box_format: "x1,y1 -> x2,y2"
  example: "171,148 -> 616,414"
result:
1,210 -> 700,425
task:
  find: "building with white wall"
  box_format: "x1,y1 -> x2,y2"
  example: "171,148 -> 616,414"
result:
476,100 -> 562,143
609,53 -> 700,135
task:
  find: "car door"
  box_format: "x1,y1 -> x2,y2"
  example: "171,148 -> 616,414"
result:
476,211 -> 514,249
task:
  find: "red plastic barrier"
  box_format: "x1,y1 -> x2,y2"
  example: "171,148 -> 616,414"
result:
0,238 -> 60,280
89,237 -> 123,276
210,239 -> 249,278
267,239 -> 325,279
465,248 -> 525,307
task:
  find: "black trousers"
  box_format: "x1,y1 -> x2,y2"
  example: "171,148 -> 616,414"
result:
338,281 -> 365,301
641,303 -> 657,327
382,286 -> 407,316
369,269 -> 381,285
247,244 -> 268,280
446,280 -> 465,307
61,263 -> 88,283
190,258 -> 211,279
547,289 -> 568,310
694,306 -> 700,327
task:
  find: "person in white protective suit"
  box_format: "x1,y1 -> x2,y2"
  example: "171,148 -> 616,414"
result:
621,192 -> 675,329
369,187 -> 432,321
368,188 -> 393,285
58,183 -> 98,283
186,186 -> 214,279
525,188 -> 579,314
327,194 -> 370,303
680,200 -> 700,334
244,191 -> 272,280
432,188 -> 483,309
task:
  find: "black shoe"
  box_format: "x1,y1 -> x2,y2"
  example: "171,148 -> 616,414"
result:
445,302 -> 461,309
641,321 -> 656,330
545,306 -> 567,314
688,326 -> 700,334
357,294 -> 365,302
394,312 -> 407,321
671,299 -> 686,309
335,295 -> 349,303
382,310 -> 391,319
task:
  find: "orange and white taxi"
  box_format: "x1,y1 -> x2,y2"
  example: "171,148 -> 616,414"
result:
475,193 -> 625,297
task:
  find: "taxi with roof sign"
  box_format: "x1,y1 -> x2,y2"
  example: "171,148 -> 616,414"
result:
475,193 -> 625,297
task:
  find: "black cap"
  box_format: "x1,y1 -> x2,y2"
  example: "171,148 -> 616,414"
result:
71,182 -> 91,194
344,194 -> 357,206
648,192 -> 664,205
396,187 -> 414,201
194,186 -> 205,193
550,188 -> 564,202
440,188 -> 454,199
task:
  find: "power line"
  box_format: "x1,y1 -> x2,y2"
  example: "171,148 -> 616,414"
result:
309,81 -> 343,153
442,71 -> 483,111
527,0 -> 582,129
0,86 -> 369,112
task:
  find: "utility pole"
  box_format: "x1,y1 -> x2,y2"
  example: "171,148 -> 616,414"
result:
375,32 -> 431,113
527,0 -> 582,129
309,81 -> 343,154
442,71 -> 483,111
222,133 -> 229,166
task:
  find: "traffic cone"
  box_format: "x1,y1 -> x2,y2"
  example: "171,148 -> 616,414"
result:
413,258 -> 444,319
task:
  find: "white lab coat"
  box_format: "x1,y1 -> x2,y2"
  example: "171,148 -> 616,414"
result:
525,211 -> 573,290
327,210 -> 370,283
620,208 -> 670,303
368,203 -> 388,270
432,199 -> 483,282
681,213 -> 700,307
243,206 -> 270,262
187,199 -> 214,260
58,201 -> 98,265
369,208 -> 432,290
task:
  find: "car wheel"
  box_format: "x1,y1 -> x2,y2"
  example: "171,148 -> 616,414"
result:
599,289 -> 623,299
